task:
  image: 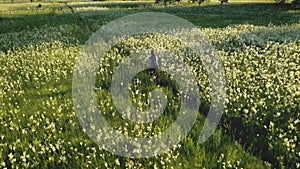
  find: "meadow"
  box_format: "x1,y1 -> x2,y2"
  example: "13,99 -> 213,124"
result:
0,1 -> 299,168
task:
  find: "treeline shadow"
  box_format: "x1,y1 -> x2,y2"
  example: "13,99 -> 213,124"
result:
1,2 -> 299,33
1,2 -> 299,51
160,3 -> 300,28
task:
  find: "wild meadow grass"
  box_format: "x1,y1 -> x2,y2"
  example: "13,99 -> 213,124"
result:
0,1 -> 299,168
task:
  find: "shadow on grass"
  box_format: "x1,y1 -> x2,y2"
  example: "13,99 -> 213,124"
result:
161,3 -> 300,28
1,2 -> 299,33
0,2 -> 299,52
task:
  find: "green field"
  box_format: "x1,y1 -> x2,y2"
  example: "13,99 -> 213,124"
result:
0,1 -> 299,169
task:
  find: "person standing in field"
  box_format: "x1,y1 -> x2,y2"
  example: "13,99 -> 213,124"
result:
150,49 -> 158,69
149,49 -> 159,83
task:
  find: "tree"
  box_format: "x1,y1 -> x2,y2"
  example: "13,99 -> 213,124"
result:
220,0 -> 228,4
190,0 -> 208,5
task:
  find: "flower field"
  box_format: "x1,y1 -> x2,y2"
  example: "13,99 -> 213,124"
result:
0,1 -> 299,169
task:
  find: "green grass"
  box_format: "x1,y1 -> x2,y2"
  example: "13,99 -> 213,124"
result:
0,1 -> 299,168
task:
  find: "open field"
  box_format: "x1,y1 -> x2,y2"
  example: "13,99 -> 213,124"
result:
0,1 -> 299,168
